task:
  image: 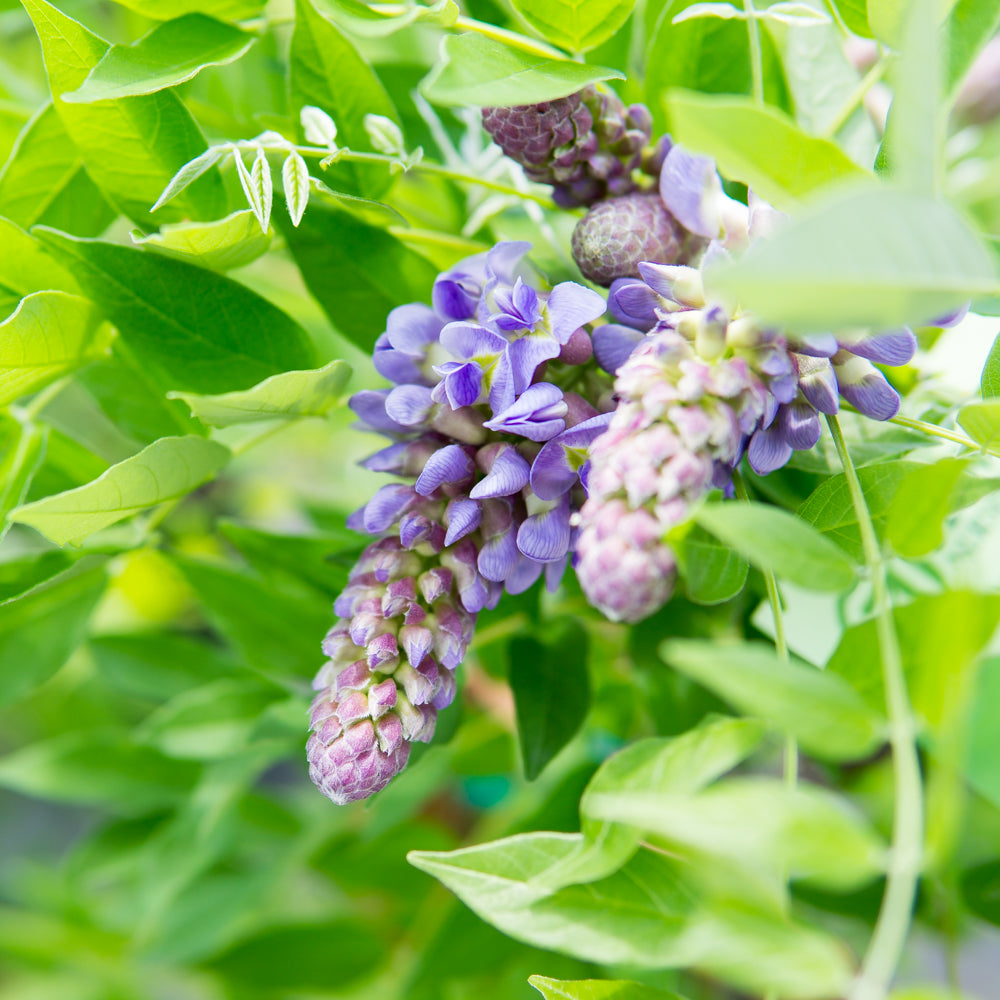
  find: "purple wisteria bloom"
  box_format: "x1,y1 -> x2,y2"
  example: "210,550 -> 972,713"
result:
311,241 -> 615,805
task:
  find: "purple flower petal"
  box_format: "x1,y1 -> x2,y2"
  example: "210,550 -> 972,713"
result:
444,497 -> 481,546
362,484 -> 415,533
841,328 -> 917,367
747,424 -> 793,475
477,527 -> 520,582
481,241 -> 531,321
795,355 -> 840,415
925,301 -> 969,328
505,556 -> 544,594
592,323 -> 645,374
433,360 -> 483,409
504,335 -> 561,397
530,412 -> 614,500
834,355 -> 901,420
777,401 -> 822,451
349,389 -> 409,435
470,444 -> 530,499
433,252 -> 489,320
789,331 -> 838,358
545,282 -> 607,344
608,278 -> 659,331
637,262 -> 703,307
414,443 -> 476,496
491,276 -> 542,331
484,381 -> 567,442
659,145 -> 723,238
385,303 -> 444,353
385,384 -> 434,427
517,499 -> 571,562
439,322 -> 508,362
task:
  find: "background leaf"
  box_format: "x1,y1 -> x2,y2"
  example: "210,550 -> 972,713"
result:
420,33 -> 625,106
509,0 -> 638,54
679,524 -> 748,604
982,331 -> 1000,396
706,186 -> 999,330
131,210 -> 273,271
957,399 -> 1000,448
886,458 -> 971,556
661,639 -> 886,760
63,14 -> 255,102
530,977 -> 688,1000
10,436 -> 230,546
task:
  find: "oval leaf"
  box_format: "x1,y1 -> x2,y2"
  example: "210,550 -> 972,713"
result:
420,32 -> 624,107
167,360 -> 351,426
131,209 -> 273,271
958,399 -> 1000,449
509,0 -> 638,54
10,436 -> 231,546
530,977 -> 688,1000
886,457 -> 971,556
693,501 -> 858,590
661,638 -> 886,760
680,523 -> 749,604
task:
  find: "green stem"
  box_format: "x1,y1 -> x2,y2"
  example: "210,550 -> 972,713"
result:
887,413 -> 999,457
821,53 -> 892,140
742,0 -> 765,105
23,376 -> 70,420
827,414 -> 924,1000
733,470 -> 797,787
294,146 -> 554,206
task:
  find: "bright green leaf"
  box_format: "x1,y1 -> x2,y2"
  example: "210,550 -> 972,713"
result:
421,32 -> 624,107
0,103 -> 116,236
291,0 -> 399,200
706,186 -> 999,331
509,0 -> 638,53
530,977 -> 688,1000
0,292 -> 111,406
63,15 -> 255,103
313,0 -> 458,36
693,501 -> 858,590
0,417 -> 47,542
982,331 -> 1000,396
0,218 -> 80,317
167,360 -> 350,427
661,639 -> 886,760
35,229 -> 316,393
10,436 -> 230,546
131,209 -> 272,271
587,777 -> 886,890
22,0 -> 226,225
798,461 -> 918,531
680,524 -> 749,604
0,550 -> 74,604
509,620 -> 589,781
945,0 -> 1000,94
666,91 -> 869,209
107,0 -> 264,16
0,564 -> 106,704
830,0 -> 872,35
958,398 -> 1000,449
886,458 -> 970,556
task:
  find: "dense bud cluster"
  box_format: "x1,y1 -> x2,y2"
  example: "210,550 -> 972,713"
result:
309,241 -> 613,803
574,145 -> 918,623
481,86 -> 658,207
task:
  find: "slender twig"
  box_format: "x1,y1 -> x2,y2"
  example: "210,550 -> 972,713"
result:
822,53 -> 893,140
887,413 -> 999,457
734,470 -> 797,787
293,146 -> 554,206
827,414 -> 924,1000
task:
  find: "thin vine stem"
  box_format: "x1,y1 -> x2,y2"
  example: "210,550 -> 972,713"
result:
293,146 -> 554,206
821,53 -> 893,140
827,414 -> 924,1000
887,413 -> 999,456
742,0 -> 765,105
733,470 -> 797,787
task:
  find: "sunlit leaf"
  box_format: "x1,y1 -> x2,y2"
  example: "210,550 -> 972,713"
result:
509,0 -> 638,53
886,458 -> 971,556
679,524 -> 748,604
958,399 -> 1000,448
313,0 -> 458,36
131,209 -> 273,271
530,977 -> 688,1000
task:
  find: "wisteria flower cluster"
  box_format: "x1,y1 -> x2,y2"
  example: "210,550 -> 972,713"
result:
308,241 -> 614,803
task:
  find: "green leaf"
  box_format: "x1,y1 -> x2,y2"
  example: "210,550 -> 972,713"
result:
587,777 -> 886,890
136,679 -> 282,760
0,730 -> 199,812
530,977 -> 688,1000
167,360 -> 350,427
679,524 -> 748,604
967,655 -> 1000,809
106,0 -> 265,18
0,292 -> 112,406
693,501 -> 858,590
706,186 -> 999,331
982,331 -> 1000,396
509,0 -> 638,53
798,461 -> 918,531
944,0 -> 1000,93
665,91 -> 869,210
313,0 -> 458,36
958,398 -> 1000,449
830,0 -> 872,35
281,204 -> 438,351
0,218 -> 81,317
0,103 -> 117,236
509,620 -> 589,781
420,33 -> 625,106
89,631 -> 241,701
10,436 -> 230,546
409,834 -> 852,997
0,564 -> 106,704
63,15 -> 255,103
886,457 -> 973,555
0,418 -> 48,543
172,556 -> 331,681
22,0 -> 226,226
290,0 -> 399,200
536,718 -> 765,891
661,639 -> 886,760
130,210 -> 273,271
35,229 -> 316,394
